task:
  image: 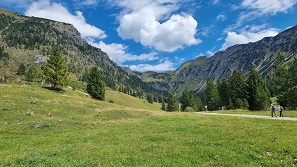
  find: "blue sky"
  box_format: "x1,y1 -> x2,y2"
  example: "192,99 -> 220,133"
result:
1,0 -> 297,72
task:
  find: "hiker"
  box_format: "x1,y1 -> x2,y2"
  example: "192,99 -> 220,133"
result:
278,105 -> 284,117
271,104 -> 277,117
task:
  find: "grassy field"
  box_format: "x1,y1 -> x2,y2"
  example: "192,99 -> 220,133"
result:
1,84 -> 297,166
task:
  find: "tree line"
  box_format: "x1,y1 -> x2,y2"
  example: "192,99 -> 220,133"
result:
164,51 -> 297,111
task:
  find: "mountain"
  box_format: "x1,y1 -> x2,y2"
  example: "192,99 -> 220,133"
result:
0,8 -> 159,97
142,25 -> 297,96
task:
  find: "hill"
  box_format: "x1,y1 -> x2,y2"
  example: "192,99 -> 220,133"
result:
0,8 -> 159,97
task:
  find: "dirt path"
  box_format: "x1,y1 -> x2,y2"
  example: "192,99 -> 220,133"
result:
196,112 -> 297,121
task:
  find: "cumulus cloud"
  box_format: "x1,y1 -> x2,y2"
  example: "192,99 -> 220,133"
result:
25,0 -> 106,39
115,0 -> 201,52
242,0 -> 297,14
222,26 -> 279,50
129,60 -> 175,72
87,39 -> 158,65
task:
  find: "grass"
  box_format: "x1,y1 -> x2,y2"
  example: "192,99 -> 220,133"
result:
1,84 -> 297,166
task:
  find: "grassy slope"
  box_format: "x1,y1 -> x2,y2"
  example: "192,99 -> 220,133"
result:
1,85 -> 297,166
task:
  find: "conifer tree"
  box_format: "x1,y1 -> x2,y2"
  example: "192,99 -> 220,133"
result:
203,77 -> 220,111
87,66 -> 106,100
161,97 -> 166,111
246,67 -> 270,111
181,88 -> 190,111
217,78 -> 231,108
43,48 -> 69,89
167,91 -> 179,112
228,70 -> 247,109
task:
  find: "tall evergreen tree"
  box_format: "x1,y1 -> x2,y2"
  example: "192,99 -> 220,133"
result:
43,49 -> 69,89
181,88 -> 190,111
228,70 -> 247,109
217,77 -> 231,109
283,57 -> 297,109
246,67 -> 270,111
87,66 -> 106,100
272,50 -> 291,105
202,77 -> 220,111
167,91 -> 179,112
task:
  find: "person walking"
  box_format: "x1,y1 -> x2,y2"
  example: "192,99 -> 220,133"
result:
278,105 -> 284,117
271,104 -> 277,117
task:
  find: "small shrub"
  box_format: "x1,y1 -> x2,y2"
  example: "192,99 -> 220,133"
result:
184,107 -> 194,112
109,100 -> 114,103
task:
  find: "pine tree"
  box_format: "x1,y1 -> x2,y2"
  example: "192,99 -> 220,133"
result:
203,77 -> 220,111
161,97 -> 166,111
217,78 -> 231,108
272,50 -> 291,106
43,49 -> 69,89
87,66 -> 106,100
167,91 -> 179,112
228,70 -> 247,109
181,88 -> 190,111
246,67 -> 270,111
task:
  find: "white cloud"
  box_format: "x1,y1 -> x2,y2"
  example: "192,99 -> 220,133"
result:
73,0 -> 100,6
242,0 -> 297,14
216,14 -> 226,21
129,60 -> 175,72
221,26 -> 279,50
206,50 -> 214,56
25,0 -> 106,39
87,39 -> 158,65
115,0 -> 201,52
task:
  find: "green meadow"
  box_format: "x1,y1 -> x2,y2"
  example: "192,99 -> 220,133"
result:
1,85 -> 297,166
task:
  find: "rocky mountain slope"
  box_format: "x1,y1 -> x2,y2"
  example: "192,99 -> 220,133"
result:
142,25 -> 297,96
0,8 -> 157,96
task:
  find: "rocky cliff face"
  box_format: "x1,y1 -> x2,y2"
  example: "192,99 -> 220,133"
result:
143,25 -> 297,96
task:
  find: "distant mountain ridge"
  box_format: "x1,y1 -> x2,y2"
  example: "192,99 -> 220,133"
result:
0,8 -> 158,97
141,25 -> 297,96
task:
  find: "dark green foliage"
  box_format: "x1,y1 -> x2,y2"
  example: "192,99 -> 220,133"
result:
202,77 -> 220,111
228,70 -> 247,109
43,49 -> 69,89
288,58 -> 297,86
161,100 -> 166,111
246,67 -> 270,111
0,45 -> 9,60
181,88 -> 190,111
181,88 -> 197,111
217,78 -> 231,109
147,94 -> 153,104
273,50 -> 291,95
285,86 -> 297,110
87,66 -> 106,100
25,66 -> 36,82
167,91 -> 179,112
17,63 -> 26,75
